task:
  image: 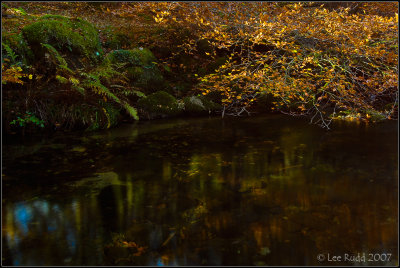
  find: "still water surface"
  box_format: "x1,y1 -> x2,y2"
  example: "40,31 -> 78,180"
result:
2,115 -> 398,266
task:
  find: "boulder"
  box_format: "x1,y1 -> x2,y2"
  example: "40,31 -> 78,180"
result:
183,95 -> 221,115
22,15 -> 103,67
137,91 -> 183,119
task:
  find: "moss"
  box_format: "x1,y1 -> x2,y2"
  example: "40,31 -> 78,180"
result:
22,15 -> 103,64
137,91 -> 183,119
332,109 -> 387,122
102,27 -> 131,50
363,109 -> 387,122
107,48 -> 156,67
106,48 -> 164,92
183,95 -> 221,115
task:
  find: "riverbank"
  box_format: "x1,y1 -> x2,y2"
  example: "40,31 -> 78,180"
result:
2,2 -> 397,136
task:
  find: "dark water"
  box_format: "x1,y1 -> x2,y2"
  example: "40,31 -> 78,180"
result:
2,115 -> 398,266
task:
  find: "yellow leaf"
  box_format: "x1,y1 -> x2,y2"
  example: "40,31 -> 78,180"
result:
28,74 -> 33,79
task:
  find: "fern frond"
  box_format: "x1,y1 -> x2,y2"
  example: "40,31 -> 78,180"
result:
2,43 -> 18,63
41,43 -> 68,67
91,63 -> 129,86
72,85 -> 85,95
102,107 -> 111,128
109,85 -> 146,98
56,75 -> 68,84
121,102 -> 139,120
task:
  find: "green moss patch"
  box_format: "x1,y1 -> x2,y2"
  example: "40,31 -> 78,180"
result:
183,95 -> 221,115
137,91 -> 183,119
22,15 -> 103,64
106,48 -> 164,92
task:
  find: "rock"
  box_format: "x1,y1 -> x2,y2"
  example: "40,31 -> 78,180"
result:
137,91 -> 183,119
183,95 -> 221,115
22,15 -> 103,67
103,31 -> 130,50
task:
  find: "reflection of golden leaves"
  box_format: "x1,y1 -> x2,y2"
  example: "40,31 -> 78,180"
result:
120,241 -> 147,256
161,254 -> 170,264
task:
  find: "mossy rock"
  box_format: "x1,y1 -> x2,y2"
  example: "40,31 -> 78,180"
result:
22,15 -> 103,66
363,109 -> 387,122
106,48 -> 164,92
137,91 -> 183,119
183,95 -> 222,115
165,82 -> 192,96
102,27 -> 131,50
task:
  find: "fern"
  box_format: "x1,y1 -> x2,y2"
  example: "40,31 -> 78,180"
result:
41,43 -> 68,67
56,75 -> 68,84
122,102 -> 139,120
69,77 -> 80,85
82,78 -> 119,102
41,43 -> 74,76
58,64 -> 74,75
102,107 -> 111,128
91,62 -> 129,87
72,85 -> 85,95
109,85 -> 146,97
2,43 -> 18,63
80,65 -> 139,121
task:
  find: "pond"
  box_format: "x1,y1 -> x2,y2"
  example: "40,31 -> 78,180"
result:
2,114 -> 398,266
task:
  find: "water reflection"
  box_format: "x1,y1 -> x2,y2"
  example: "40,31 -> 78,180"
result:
2,115 -> 398,265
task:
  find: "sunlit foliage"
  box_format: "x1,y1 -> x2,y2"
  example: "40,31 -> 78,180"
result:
2,2 -> 398,131
147,2 -> 398,128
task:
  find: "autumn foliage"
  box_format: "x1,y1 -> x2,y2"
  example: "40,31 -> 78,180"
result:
146,2 -> 398,127
2,2 -> 398,131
